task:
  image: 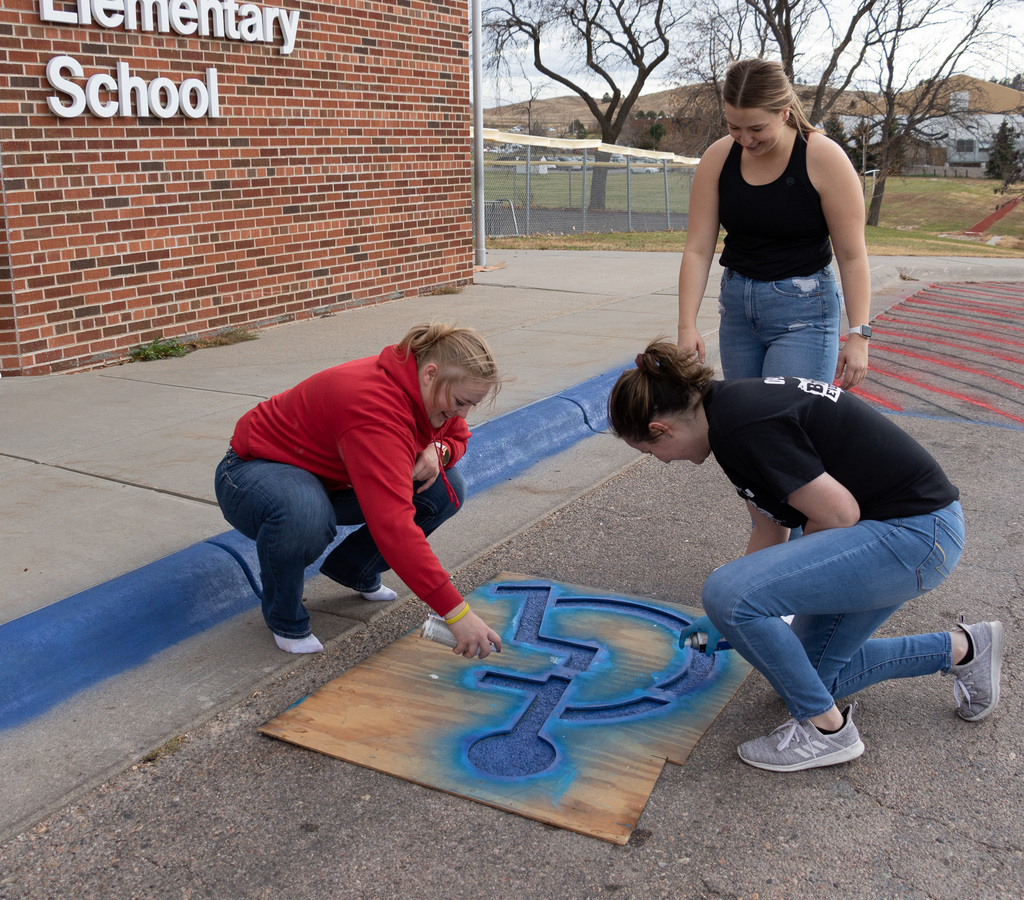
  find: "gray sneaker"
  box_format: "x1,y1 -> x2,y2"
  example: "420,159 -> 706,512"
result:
738,704 -> 865,772
950,618 -> 1004,722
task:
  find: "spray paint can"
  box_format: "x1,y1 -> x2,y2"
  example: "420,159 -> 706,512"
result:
681,632 -> 732,653
681,632 -> 711,652
420,614 -> 498,652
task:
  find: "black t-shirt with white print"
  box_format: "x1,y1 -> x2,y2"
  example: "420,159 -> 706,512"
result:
704,377 -> 959,529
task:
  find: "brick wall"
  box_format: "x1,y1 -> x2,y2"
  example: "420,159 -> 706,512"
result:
0,0 -> 473,375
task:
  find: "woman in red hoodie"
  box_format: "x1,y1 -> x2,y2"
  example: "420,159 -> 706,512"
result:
215,323 -> 503,657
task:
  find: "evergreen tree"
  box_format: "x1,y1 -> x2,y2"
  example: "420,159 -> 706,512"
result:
822,115 -> 859,167
986,119 -> 1020,180
648,121 -> 667,149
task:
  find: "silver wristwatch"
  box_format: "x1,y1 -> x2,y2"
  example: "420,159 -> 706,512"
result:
848,324 -> 872,339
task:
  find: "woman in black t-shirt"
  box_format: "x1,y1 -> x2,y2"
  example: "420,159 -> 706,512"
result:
608,339 -> 1003,772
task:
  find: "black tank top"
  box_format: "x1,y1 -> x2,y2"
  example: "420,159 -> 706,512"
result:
718,134 -> 832,281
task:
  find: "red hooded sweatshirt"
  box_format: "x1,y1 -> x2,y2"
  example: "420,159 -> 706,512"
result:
229,345 -> 470,617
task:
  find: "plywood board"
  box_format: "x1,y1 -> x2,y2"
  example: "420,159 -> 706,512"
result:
260,574 -> 751,844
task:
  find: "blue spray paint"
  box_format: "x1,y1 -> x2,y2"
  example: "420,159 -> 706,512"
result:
463,583 -> 723,779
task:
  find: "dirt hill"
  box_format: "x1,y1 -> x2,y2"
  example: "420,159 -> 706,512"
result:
484,88 -> 686,135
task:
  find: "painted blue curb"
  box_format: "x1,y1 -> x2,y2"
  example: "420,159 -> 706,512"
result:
0,362 -> 630,730
0,541 -> 259,730
459,399 -> 587,493
558,367 -> 623,431
458,366 -> 622,494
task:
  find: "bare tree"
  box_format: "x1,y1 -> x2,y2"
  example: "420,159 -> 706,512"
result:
667,83 -> 732,155
853,0 -> 1010,224
672,0 -> 770,109
484,0 -> 682,208
742,0 -> 884,124
670,0 -> 883,152
488,54 -> 554,134
668,0 -> 776,149
522,77 -> 550,135
741,0 -> 819,78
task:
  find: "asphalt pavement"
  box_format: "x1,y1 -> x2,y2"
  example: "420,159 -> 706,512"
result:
1,249 -> 1022,899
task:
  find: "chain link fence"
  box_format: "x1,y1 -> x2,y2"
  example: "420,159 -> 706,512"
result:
902,165 -> 989,178
474,131 -> 697,237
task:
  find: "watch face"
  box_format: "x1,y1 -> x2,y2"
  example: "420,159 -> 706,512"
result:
852,325 -> 872,337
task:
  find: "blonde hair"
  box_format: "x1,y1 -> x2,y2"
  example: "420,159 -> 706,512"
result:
397,323 -> 502,399
723,58 -> 817,138
608,339 -> 716,443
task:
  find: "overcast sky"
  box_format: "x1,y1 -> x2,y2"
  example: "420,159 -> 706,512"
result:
473,7 -> 1021,112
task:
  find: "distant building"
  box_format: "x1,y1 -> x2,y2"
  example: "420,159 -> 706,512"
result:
926,78 -> 1024,166
838,75 -> 1024,171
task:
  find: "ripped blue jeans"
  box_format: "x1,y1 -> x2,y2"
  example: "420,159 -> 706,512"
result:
718,266 -> 842,381
701,501 -> 965,721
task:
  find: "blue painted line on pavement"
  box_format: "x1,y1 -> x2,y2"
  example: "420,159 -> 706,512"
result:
0,362 -> 629,730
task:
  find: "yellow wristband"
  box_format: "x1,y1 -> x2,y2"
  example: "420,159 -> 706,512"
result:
444,603 -> 469,625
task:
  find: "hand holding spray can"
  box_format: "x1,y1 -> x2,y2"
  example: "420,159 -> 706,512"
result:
420,614 -> 498,653
680,632 -> 732,653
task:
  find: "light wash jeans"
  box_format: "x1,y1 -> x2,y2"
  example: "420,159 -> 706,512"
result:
701,501 -> 965,720
718,265 -> 842,381
214,449 -> 465,638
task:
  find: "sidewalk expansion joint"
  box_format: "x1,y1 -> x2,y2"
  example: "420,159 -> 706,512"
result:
47,460 -> 221,506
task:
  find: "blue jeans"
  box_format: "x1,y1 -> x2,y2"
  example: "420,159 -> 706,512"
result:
214,449 -> 465,638
701,501 -> 965,720
718,266 -> 842,381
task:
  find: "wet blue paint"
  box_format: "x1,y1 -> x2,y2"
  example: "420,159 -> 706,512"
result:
495,584 -> 598,671
467,674 -> 569,777
463,581 -> 723,779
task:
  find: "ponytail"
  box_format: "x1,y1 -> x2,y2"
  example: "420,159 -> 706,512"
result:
397,323 -> 503,398
608,339 -> 715,443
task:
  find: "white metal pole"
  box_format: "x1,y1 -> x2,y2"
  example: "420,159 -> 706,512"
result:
471,0 -> 486,267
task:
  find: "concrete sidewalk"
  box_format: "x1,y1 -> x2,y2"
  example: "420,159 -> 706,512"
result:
2,249 -> 1023,847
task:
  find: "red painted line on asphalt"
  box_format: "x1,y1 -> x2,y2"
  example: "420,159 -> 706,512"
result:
965,287 -> 1024,302
870,344 -> 1024,392
905,293 -> 1024,321
867,363 -> 1024,426
850,385 -> 902,410
919,282 -> 1024,299
876,313 -> 1024,348
921,283 -> 1024,302
870,325 -> 1024,365
879,308 -> 1024,339
912,284 -> 1024,302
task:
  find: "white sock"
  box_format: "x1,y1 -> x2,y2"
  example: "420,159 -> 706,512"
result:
361,584 -> 398,602
274,633 -> 324,654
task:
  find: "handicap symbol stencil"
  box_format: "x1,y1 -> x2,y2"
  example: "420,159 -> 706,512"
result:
464,580 -> 723,779
260,574 -> 751,844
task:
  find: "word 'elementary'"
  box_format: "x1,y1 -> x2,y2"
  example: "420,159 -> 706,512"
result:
39,0 -> 301,55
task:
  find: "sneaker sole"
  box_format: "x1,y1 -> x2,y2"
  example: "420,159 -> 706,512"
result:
738,739 -> 865,773
958,620 -> 1003,722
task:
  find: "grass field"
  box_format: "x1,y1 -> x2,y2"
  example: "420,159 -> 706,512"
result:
486,175 -> 1024,257
484,161 -> 693,214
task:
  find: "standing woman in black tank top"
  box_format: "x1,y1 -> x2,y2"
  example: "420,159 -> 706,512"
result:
677,58 -> 872,389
